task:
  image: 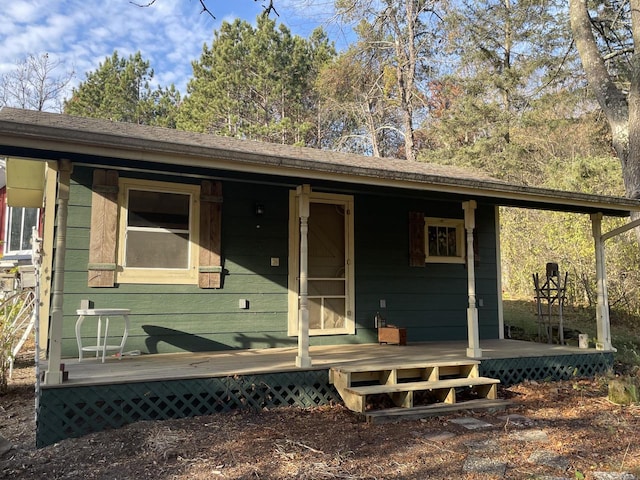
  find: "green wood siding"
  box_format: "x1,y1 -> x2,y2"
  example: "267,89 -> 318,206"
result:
353,194 -> 499,343
58,166 -> 499,357
62,166 -> 291,356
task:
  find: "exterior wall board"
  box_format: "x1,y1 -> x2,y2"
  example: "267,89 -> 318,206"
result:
58,165 -> 499,357
353,195 -> 498,344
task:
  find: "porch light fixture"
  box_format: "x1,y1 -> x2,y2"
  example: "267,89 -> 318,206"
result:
255,203 -> 265,216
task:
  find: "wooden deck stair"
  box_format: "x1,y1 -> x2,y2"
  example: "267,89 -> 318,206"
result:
329,360 -> 509,421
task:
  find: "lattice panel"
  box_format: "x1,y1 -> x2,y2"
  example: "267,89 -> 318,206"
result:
37,370 -> 341,447
480,353 -> 613,386
37,353 -> 613,447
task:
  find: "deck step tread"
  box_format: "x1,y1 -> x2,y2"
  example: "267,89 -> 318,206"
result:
365,398 -> 511,424
332,360 -> 480,374
346,377 -> 499,395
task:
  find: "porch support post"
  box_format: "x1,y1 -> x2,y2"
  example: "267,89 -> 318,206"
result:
44,159 -> 72,385
296,184 -> 312,368
494,206 -> 505,339
463,200 -> 481,358
591,213 -> 612,350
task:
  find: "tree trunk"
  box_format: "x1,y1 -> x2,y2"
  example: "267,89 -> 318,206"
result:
502,0 -> 513,144
365,100 -> 381,158
569,0 -> 640,241
628,0 -> 640,201
392,0 -> 418,162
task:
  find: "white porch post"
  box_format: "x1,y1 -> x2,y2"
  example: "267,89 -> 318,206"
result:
296,184 -> 312,368
44,160 -> 72,385
494,206 -> 505,339
463,200 -> 482,358
591,213 -> 612,350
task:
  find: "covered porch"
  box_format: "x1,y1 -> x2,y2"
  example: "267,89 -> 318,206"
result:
36,339 -> 613,447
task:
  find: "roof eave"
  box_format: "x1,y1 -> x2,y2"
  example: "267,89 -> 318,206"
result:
0,115 -> 638,217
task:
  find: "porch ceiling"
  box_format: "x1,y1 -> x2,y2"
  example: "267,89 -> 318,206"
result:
0,107 -> 639,216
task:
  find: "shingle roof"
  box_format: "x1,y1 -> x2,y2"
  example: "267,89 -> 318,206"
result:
0,107 -> 638,216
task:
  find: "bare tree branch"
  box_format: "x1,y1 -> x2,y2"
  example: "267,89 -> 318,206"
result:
1,53 -> 75,112
130,0 -> 280,19
262,0 -> 279,17
130,0 -> 215,18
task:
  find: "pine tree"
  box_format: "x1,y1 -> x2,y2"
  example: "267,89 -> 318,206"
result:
176,16 -> 334,146
420,0 -> 583,182
64,51 -> 180,127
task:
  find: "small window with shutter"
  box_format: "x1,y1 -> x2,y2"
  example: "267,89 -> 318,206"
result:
424,217 -> 465,264
88,173 -> 223,287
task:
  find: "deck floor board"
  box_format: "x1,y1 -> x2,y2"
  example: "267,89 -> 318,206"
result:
43,339 -> 602,388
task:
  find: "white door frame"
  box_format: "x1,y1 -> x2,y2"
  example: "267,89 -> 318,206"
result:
288,187 -> 355,338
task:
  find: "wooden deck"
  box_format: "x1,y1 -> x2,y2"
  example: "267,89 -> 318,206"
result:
36,339 -> 612,447
45,339 -> 603,388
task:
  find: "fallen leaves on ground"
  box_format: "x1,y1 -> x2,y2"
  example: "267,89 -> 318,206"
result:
1,355 -> 639,479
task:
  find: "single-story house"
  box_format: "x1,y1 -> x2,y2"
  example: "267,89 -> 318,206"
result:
1,106 -> 639,446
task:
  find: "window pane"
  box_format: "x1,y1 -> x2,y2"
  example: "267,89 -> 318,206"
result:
447,227 -> 458,256
308,202 -> 345,278
308,279 -> 345,296
309,299 -> 322,329
7,207 -> 38,252
128,190 -> 190,230
428,226 -> 438,256
437,227 -> 449,255
323,298 -> 346,329
21,208 -> 38,250
308,297 -> 346,330
9,209 -> 22,251
428,224 -> 459,257
126,231 -> 189,268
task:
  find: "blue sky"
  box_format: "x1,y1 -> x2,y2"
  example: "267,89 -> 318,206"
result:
1,1 -> 349,107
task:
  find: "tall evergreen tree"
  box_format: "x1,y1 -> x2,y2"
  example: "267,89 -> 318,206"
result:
176,16 -> 334,146
440,0 -> 573,143
419,0 -> 584,182
64,51 -> 180,127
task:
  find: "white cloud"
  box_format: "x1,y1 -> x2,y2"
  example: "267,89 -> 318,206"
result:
0,0 -> 340,110
4,0 -> 47,24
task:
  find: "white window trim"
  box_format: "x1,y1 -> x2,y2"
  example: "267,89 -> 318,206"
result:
117,178 -> 200,284
288,191 -> 356,336
4,206 -> 39,256
424,217 -> 466,264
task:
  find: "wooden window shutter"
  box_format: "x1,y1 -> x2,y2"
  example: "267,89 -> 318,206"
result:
408,211 -> 425,267
88,170 -> 119,287
199,180 -> 223,288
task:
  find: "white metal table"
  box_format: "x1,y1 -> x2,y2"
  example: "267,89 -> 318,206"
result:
75,308 -> 130,363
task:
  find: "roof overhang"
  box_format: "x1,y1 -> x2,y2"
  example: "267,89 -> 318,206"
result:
0,107 -> 638,217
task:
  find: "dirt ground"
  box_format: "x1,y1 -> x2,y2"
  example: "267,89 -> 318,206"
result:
1,352 -> 640,480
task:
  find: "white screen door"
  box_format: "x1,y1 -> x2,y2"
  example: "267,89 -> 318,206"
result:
288,191 -> 354,335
